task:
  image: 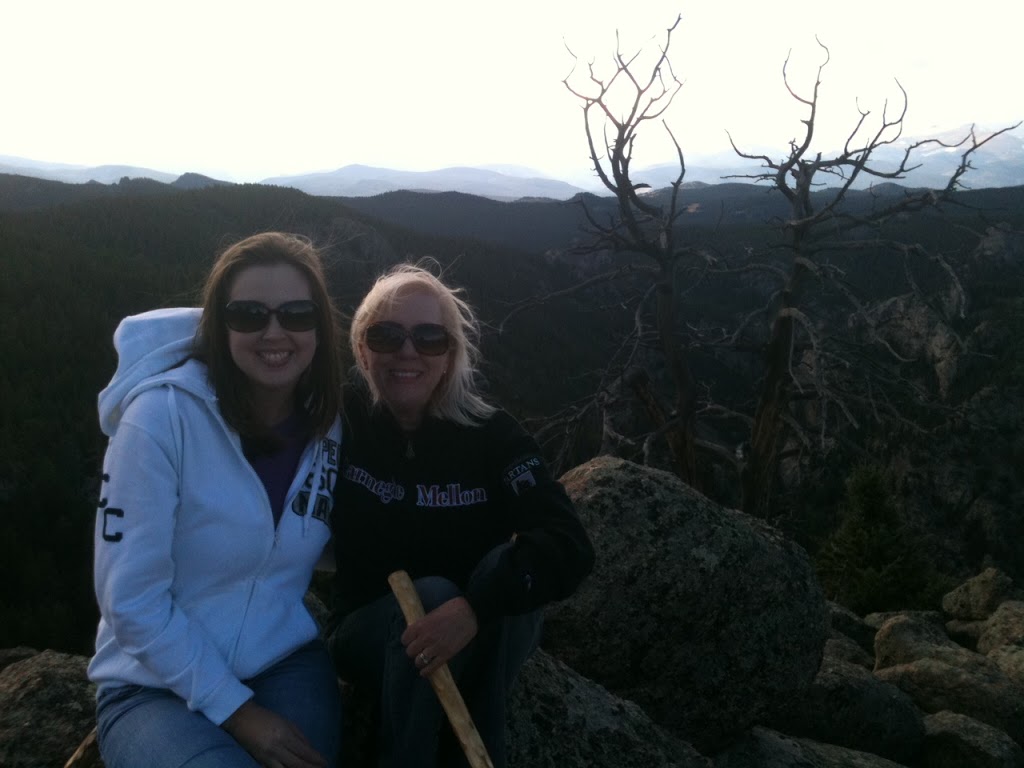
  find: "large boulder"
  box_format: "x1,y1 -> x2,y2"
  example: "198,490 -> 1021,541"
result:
943,568 -> 1017,621
978,601 -> 1024,655
828,601 -> 877,656
545,457 -> 828,752
767,653 -> 924,765
864,609 -> 944,634
922,710 -> 1024,768
946,618 -> 987,651
0,646 -> 39,675
873,612 -> 959,670
0,650 -> 96,768
711,726 -> 910,768
824,636 -> 874,670
507,650 -> 710,768
990,646 -> 1024,688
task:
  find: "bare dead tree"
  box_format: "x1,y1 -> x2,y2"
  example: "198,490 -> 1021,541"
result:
560,14 -> 705,485
504,21 -> 1017,519
725,40 -> 1020,517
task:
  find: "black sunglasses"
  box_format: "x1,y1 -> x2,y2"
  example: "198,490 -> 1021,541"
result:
364,322 -> 450,356
224,300 -> 318,333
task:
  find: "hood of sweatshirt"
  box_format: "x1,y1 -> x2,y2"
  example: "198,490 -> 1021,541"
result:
98,308 -> 205,437
98,306 -> 343,536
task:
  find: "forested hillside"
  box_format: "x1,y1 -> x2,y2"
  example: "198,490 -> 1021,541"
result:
0,179 -> 620,653
2,174 -> 1022,655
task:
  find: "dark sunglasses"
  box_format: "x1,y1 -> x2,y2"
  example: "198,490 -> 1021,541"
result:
364,322 -> 450,356
224,300 -> 318,333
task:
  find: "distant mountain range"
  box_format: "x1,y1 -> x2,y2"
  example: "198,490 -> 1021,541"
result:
0,154 -> 592,201
0,155 -> 180,185
261,164 -> 590,201
2,125 -> 1021,202
634,127 -> 1024,191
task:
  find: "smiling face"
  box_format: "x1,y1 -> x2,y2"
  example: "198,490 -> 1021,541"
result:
359,288 -> 451,431
227,263 -> 317,425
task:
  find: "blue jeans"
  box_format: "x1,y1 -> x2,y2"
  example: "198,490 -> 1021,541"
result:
96,640 -> 341,768
328,545 -> 542,768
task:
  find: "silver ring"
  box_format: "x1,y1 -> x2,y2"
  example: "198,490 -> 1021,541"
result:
417,652 -> 431,666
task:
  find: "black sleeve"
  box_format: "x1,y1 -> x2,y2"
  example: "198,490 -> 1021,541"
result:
464,410 -> 595,624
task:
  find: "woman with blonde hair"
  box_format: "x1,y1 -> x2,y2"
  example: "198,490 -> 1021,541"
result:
328,263 -> 594,768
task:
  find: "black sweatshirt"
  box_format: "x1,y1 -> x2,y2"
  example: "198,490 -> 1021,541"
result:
330,386 -> 594,625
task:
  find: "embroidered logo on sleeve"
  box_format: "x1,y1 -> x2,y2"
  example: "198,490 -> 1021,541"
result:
98,473 -> 125,542
502,455 -> 543,496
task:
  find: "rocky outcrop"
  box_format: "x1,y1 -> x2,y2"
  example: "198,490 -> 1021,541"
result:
872,592 -> 1024,752
824,635 -> 874,670
743,564 -> 1024,768
863,293 -> 962,401
8,581 -> 1024,768
3,647 -> 707,768
506,650 -> 710,768
991,646 -> 1024,688
978,601 -> 1024,655
945,618 -> 986,651
828,601 -> 877,655
545,456 -> 828,752
873,613 -> 960,669
969,226 -> 1024,275
878,655 -> 1024,747
752,567 -> 1024,766
711,726 -> 910,767
943,567 -> 1018,621
767,652 -> 924,764
922,710 -> 1023,768
0,650 -> 96,768
864,610 -> 945,634
7,459 -> 1024,768
0,646 -> 39,675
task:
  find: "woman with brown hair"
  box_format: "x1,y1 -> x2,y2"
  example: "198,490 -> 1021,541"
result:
89,232 -> 344,768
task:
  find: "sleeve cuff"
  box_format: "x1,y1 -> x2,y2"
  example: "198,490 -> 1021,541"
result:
198,678 -> 255,726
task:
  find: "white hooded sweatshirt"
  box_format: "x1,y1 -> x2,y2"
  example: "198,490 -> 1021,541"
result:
88,308 -> 341,725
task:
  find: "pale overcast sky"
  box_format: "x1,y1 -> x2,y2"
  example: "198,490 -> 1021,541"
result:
4,0 -> 1019,186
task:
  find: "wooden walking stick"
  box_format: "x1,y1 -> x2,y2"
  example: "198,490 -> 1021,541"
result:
64,727 -> 100,768
387,570 -> 495,768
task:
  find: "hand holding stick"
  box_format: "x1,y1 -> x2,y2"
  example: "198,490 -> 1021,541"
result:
387,570 -> 495,768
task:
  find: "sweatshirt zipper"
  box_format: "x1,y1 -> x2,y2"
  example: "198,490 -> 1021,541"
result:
224,423 -> 281,665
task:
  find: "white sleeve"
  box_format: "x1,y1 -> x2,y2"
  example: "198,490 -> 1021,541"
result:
93,393 -> 252,725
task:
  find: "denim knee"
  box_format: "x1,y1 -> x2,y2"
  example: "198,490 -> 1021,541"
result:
249,641 -> 340,768
96,684 -> 259,768
411,575 -> 463,613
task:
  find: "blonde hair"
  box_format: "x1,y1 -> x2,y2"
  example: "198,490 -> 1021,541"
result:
350,264 -> 495,425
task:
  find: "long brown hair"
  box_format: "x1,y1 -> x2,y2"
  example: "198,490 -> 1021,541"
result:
196,232 -> 343,437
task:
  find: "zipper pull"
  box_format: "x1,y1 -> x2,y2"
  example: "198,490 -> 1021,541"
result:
405,438 -> 415,459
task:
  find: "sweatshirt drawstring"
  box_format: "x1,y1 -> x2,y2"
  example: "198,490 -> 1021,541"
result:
167,388 -> 183,469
